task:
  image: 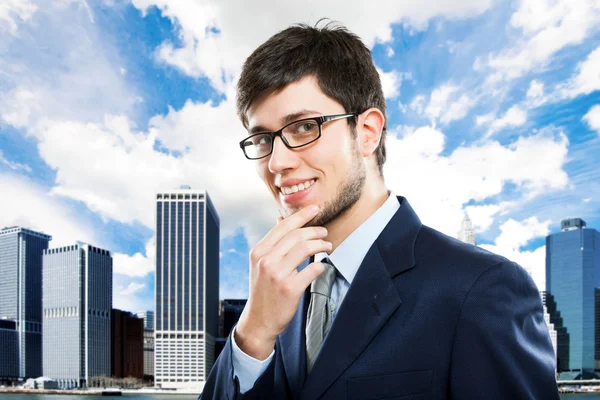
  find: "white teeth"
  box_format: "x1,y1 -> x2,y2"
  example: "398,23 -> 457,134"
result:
281,179 -> 315,195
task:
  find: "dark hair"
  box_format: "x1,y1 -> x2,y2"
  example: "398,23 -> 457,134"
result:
236,19 -> 387,178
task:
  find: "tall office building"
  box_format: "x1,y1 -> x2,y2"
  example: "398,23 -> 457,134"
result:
111,309 -> 144,379
42,243 -> 112,388
546,218 -> 600,379
154,187 -> 220,389
0,226 -> 51,381
457,212 -> 476,245
136,311 -> 154,330
540,291 -> 558,364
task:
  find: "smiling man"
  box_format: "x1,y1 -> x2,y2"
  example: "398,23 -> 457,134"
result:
199,21 -> 559,400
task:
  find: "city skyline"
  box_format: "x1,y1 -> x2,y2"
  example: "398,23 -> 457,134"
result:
1,0 -> 599,314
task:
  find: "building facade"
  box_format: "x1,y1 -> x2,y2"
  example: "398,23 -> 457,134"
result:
0,319 -> 19,382
136,311 -> 154,330
111,309 -> 144,379
143,328 -> 154,379
457,212 -> 476,245
0,226 -> 51,381
42,243 -> 112,388
546,218 -> 600,379
154,187 -> 220,389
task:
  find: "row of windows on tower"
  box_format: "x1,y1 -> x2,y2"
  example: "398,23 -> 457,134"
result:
157,194 -> 204,200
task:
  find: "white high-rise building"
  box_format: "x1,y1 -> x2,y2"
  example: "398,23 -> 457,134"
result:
42,242 -> 112,388
458,212 -> 476,245
154,187 -> 220,390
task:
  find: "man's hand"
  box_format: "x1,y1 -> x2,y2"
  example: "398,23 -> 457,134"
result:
235,205 -> 331,360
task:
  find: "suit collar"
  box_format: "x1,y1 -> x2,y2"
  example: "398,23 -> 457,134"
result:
280,196 -> 422,400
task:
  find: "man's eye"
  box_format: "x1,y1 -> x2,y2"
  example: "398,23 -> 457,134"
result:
291,122 -> 317,134
256,135 -> 272,145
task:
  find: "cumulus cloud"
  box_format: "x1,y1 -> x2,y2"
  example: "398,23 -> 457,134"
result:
480,217 -> 551,290
558,45 -> 600,99
113,237 -> 155,277
119,282 -> 146,296
377,68 -> 402,99
477,105 -> 527,137
0,0 -> 37,34
483,0 -> 600,83
131,0 -> 495,92
0,172 -> 99,248
383,125 -> 569,237
424,84 -> 475,125
583,104 -> 600,135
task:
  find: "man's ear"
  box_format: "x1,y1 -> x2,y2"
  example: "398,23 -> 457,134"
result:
356,108 -> 385,158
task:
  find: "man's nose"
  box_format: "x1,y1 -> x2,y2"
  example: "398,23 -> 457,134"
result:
268,135 -> 299,174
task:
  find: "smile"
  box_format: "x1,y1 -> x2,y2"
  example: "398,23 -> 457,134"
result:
280,179 -> 316,195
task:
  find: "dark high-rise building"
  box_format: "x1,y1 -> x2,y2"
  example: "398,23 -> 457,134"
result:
0,319 -> 19,382
220,299 -> 247,338
111,309 -> 144,379
0,226 -> 51,381
136,311 -> 154,330
154,187 -> 220,389
546,218 -> 600,379
43,243 -> 112,388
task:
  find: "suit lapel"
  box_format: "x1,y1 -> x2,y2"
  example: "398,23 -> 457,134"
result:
281,196 -> 422,400
300,196 -> 422,400
280,257 -> 311,400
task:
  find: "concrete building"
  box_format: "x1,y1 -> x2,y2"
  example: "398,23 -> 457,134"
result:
457,212 -> 476,245
112,309 -> 144,379
136,311 -> 154,330
143,328 -> 154,380
42,243 -> 112,388
546,218 -> 600,379
0,319 -> 19,382
154,187 -> 220,389
0,226 -> 51,381
216,299 -> 247,360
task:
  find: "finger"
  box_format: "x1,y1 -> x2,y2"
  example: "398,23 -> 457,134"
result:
268,226 -> 328,271
257,205 -> 319,250
277,238 -> 332,277
293,261 -> 326,295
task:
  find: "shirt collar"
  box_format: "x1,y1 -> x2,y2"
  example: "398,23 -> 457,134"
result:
314,191 -> 400,285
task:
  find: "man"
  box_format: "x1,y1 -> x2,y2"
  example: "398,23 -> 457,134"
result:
200,21 -> 559,399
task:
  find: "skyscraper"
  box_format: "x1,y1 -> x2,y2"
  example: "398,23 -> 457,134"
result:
155,187 -> 220,389
136,311 -> 154,330
0,226 -> 51,381
546,218 -> 600,379
457,212 -> 476,245
111,309 -> 144,380
42,242 -> 112,388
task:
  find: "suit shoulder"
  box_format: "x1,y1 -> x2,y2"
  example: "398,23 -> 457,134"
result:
414,225 -> 511,276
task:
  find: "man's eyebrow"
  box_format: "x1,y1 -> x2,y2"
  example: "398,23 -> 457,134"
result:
248,109 -> 321,135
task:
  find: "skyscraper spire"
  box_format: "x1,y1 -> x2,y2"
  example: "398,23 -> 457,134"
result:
458,211 -> 476,245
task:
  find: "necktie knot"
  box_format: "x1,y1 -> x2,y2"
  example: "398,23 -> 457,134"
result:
310,258 -> 337,297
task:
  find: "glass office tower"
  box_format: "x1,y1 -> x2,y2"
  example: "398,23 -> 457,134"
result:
42,243 -> 112,388
546,218 -> 600,379
0,226 -> 51,381
154,187 -> 219,389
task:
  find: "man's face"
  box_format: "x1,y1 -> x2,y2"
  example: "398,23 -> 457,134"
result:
246,75 -> 366,227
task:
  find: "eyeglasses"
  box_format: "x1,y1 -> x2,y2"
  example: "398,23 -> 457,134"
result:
239,113 -> 359,160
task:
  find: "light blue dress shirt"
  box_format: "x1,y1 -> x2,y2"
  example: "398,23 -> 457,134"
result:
231,191 -> 400,393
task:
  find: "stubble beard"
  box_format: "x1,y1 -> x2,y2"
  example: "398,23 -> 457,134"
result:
304,142 -> 366,228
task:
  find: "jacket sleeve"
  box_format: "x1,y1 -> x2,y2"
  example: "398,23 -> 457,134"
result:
198,322 -> 277,400
449,261 -> 560,399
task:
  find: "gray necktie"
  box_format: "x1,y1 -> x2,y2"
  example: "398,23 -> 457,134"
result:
305,257 -> 337,375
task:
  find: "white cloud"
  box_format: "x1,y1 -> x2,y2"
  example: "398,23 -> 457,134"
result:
583,104 -> 600,135
113,237 -> 155,277
483,0 -> 600,83
0,0 -> 37,34
465,202 -> 514,233
423,84 -> 474,125
0,150 -> 31,172
479,105 -> 528,137
559,46 -> 600,98
119,282 -> 146,296
384,125 -> 569,237
131,0 -> 495,92
377,68 -> 401,99
0,172 -> 99,248
526,80 -> 544,99
479,217 -> 551,290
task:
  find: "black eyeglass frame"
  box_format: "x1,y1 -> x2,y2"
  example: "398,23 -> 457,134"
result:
239,112 -> 360,160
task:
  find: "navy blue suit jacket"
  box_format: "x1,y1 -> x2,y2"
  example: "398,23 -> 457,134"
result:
200,196 -> 559,399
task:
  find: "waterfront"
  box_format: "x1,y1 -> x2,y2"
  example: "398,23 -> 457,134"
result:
0,393 -> 596,399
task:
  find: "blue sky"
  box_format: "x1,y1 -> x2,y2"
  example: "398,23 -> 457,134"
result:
1,0 -> 599,313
